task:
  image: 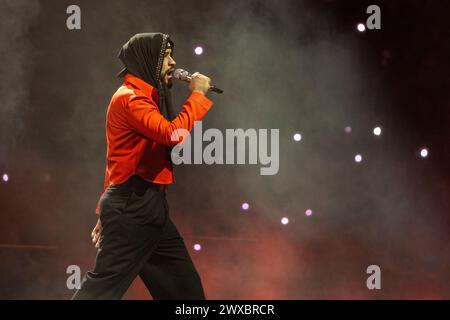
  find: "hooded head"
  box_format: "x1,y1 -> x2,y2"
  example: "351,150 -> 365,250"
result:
117,33 -> 176,120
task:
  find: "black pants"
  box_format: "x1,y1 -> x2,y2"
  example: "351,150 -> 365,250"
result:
72,175 -> 205,300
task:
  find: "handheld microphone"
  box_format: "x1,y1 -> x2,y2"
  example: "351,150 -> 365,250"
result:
172,68 -> 223,94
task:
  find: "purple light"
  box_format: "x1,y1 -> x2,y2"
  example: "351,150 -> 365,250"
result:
242,202 -> 249,210
345,126 -> 352,133
2,174 -> 8,182
281,217 -> 289,225
193,243 -> 202,251
355,154 -> 363,163
305,209 -> 313,216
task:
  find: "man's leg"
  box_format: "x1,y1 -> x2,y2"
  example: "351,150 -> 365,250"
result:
139,217 -> 206,300
72,183 -> 168,300
72,221 -> 163,299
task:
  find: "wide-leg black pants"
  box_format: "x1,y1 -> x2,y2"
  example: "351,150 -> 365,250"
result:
72,175 -> 205,300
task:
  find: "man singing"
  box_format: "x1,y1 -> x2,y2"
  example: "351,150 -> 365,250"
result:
72,33 -> 213,299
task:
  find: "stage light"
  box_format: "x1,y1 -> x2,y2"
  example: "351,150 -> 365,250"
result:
293,133 -> 302,142
194,46 -> 203,55
420,148 -> 428,158
242,202 -> 249,210
2,173 -> 8,182
345,126 -> 352,133
357,23 -> 366,32
373,126 -> 382,136
193,243 -> 202,251
281,217 -> 289,225
305,209 -> 313,216
355,154 -> 363,163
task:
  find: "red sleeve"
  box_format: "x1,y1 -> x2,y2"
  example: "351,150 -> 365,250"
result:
125,91 -> 213,146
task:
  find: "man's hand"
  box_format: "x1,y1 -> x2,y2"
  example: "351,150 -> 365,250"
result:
91,218 -> 102,248
189,72 -> 211,96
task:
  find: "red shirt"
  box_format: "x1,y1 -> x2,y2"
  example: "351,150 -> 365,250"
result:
95,73 -> 213,214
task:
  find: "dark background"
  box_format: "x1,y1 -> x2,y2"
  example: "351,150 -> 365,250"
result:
0,0 -> 449,299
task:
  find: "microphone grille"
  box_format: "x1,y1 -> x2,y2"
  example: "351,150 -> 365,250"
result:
173,68 -> 190,81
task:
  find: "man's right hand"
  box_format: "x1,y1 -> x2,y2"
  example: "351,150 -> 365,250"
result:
189,72 -> 211,96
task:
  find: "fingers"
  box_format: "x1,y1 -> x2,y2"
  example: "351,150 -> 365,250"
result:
189,72 -> 212,96
91,218 -> 103,247
192,72 -> 211,82
95,234 -> 103,249
91,227 -> 102,244
92,231 -> 98,243
95,238 -> 100,249
91,226 -> 97,241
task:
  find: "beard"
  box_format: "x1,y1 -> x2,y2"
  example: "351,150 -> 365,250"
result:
162,68 -> 174,88
166,77 -> 173,88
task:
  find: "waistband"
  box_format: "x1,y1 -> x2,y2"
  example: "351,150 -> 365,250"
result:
127,175 -> 167,193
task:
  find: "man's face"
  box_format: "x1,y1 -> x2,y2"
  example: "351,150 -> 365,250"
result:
160,48 -> 176,88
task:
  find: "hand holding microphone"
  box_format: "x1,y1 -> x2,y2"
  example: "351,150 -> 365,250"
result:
190,72 -> 211,96
173,68 -> 223,95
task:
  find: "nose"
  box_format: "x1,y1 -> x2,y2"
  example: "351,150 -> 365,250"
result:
169,56 -> 176,66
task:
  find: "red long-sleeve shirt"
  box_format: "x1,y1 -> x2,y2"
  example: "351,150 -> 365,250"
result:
95,73 -> 213,214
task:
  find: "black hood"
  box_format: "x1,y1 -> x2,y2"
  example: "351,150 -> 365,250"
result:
117,33 -> 175,121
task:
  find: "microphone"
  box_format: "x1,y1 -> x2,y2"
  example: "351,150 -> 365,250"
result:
172,68 -> 223,94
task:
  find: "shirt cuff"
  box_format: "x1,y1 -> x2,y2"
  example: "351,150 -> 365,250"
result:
189,91 -> 214,111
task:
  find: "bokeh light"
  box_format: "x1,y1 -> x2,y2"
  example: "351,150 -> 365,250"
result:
373,126 -> 382,136
420,148 -> 429,158
194,46 -> 203,55
293,133 -> 302,142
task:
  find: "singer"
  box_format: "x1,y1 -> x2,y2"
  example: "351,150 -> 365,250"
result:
72,33 -> 213,300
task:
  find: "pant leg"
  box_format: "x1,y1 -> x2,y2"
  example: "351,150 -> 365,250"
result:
139,215 -> 206,300
72,182 -> 168,300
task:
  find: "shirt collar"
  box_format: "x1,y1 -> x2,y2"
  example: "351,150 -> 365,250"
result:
124,73 -> 159,101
